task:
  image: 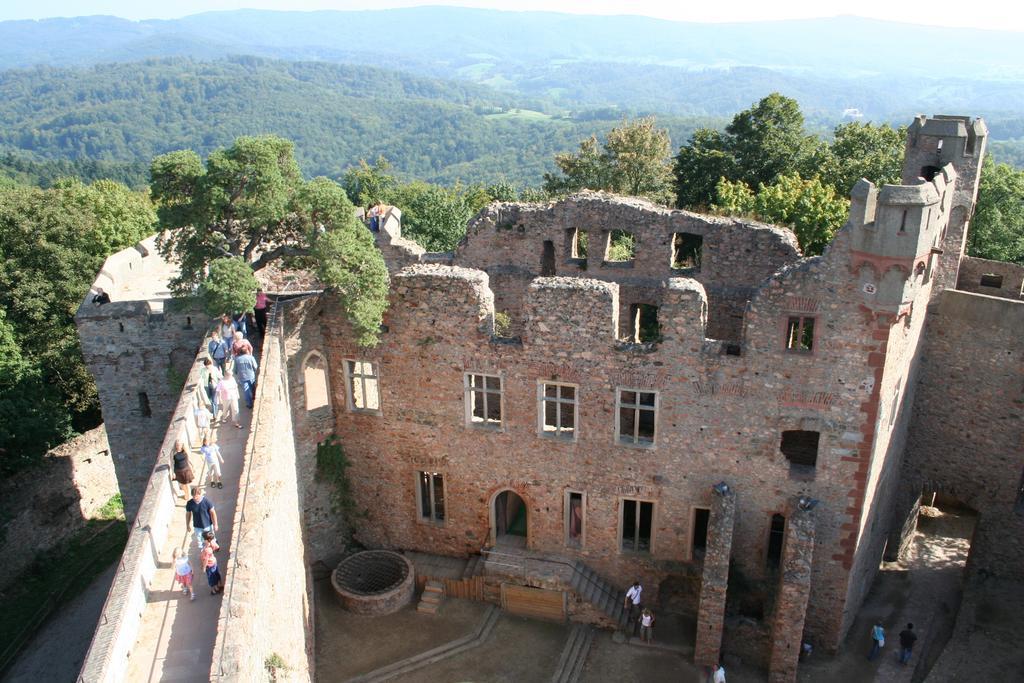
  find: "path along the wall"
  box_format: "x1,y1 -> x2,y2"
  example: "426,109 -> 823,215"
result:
78,337 -> 250,683
122,407 -> 250,682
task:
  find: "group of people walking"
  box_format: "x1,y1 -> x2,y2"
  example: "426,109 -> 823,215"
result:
169,305 -> 267,603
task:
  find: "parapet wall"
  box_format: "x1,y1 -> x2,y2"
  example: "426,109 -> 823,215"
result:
956,256 -> 1024,300
78,334 -> 210,683
213,305 -> 313,681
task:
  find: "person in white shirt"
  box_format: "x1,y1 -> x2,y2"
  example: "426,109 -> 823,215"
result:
623,580 -> 643,635
712,662 -> 726,683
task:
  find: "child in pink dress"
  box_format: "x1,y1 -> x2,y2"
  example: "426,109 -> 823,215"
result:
172,547 -> 195,601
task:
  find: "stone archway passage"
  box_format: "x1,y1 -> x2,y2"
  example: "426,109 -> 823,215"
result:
494,490 -> 528,545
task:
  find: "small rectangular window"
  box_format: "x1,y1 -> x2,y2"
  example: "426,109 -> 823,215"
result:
980,274 -> 1003,288
345,360 -> 381,413
629,304 -> 660,342
780,430 -> 819,480
617,389 -> 657,446
786,316 -> 815,353
691,507 -> 710,559
766,514 -> 786,568
417,471 -> 445,523
605,230 -> 636,262
567,228 -> 588,260
672,232 -> 703,270
621,499 -> 654,553
539,382 -> 578,440
138,391 -> 151,418
565,491 -> 585,548
465,373 -> 503,428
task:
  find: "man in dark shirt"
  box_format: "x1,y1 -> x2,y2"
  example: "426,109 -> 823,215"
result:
185,487 -> 218,551
898,623 -> 917,665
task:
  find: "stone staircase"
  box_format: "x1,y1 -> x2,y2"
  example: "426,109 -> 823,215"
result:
551,623 -> 595,683
569,561 -> 629,630
417,579 -> 445,614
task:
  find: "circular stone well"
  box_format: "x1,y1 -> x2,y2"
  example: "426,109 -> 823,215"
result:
331,550 -> 415,615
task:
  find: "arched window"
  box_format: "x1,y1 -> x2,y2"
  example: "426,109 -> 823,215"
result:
303,351 -> 330,411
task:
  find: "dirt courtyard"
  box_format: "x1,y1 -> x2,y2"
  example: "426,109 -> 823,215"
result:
314,505 -> 1023,682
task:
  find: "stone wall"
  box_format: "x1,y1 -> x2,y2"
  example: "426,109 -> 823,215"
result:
76,237 -> 205,519
213,305 -> 314,682
899,289 -> 1024,576
454,192 -> 801,341
0,426 -> 116,590
956,256 -> 1024,300
281,296 -> 344,565
78,340 -> 209,683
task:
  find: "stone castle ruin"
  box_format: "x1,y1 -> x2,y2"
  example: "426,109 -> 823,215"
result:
74,115 -> 1024,681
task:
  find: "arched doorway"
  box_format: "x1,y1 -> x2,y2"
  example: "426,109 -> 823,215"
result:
493,490 -> 528,547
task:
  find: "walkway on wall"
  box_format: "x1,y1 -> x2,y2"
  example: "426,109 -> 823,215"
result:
123,407 -> 252,682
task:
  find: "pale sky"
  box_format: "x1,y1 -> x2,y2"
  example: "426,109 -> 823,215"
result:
1,0 -> 1022,32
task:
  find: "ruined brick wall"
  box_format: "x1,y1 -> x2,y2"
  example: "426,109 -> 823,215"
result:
281,296 -> 345,564
76,238 -> 205,519
0,426 -> 116,590
900,290 -> 1024,576
214,306 -> 313,682
956,256 -> 1024,300
323,223 -> 892,653
454,193 -> 801,341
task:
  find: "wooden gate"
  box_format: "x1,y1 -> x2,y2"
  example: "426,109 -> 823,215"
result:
500,583 -> 566,622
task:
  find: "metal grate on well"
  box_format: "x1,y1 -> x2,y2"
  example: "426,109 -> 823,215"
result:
334,550 -> 411,596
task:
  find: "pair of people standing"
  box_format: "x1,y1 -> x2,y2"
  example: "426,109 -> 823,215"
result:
868,620 -> 917,665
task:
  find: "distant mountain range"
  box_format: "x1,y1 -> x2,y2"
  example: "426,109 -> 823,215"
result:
2,8 -> 1024,121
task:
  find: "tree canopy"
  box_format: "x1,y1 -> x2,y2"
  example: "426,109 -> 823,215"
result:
544,117 -> 675,205
151,135 -> 390,344
0,177 -> 155,470
968,157 -> 1024,264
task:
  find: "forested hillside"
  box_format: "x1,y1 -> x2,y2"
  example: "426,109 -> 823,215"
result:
0,57 -> 719,186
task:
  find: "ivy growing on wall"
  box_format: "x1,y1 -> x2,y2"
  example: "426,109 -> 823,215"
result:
315,435 -> 363,530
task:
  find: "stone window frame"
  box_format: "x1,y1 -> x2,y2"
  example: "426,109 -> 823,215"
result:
783,315 -> 817,354
464,372 -> 504,430
563,489 -> 587,549
687,505 -> 711,561
414,469 -> 447,526
343,359 -> 382,415
618,496 -> 657,555
615,387 -> 659,449
537,380 -> 579,441
301,350 -> 332,413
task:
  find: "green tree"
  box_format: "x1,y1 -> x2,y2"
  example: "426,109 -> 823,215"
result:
0,178 -> 153,469
388,181 -> 473,252
673,128 -> 736,209
544,117 -> 674,204
725,93 -> 817,190
201,258 -> 258,317
675,94 -> 817,208
150,136 -> 389,345
968,158 -> 1024,263
808,122 -> 906,198
713,173 -> 848,255
342,156 -> 398,208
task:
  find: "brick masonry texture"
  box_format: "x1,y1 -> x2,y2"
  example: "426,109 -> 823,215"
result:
955,255 -> 1024,300
694,490 -> 736,667
79,115 -> 1021,683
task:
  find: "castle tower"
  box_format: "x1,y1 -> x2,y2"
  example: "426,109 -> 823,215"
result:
902,115 -> 987,294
